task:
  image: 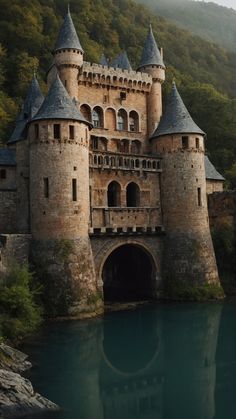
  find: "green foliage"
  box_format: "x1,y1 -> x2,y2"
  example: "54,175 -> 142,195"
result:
165,279 -> 224,301
226,162 -> 236,189
211,224 -> 236,293
0,264 -> 42,342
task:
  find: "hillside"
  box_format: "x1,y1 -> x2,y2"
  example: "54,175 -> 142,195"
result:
0,0 -> 235,181
135,0 -> 236,53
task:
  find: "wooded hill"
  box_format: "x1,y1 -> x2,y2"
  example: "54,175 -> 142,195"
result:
135,0 -> 236,54
0,0 -> 235,183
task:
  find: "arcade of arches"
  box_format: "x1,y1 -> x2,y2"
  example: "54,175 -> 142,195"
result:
107,181 -> 140,207
102,244 -> 155,302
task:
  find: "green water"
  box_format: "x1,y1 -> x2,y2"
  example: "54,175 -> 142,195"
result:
21,302 -> 236,419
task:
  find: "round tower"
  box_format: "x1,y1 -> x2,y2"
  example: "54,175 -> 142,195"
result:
49,7 -> 83,99
137,25 -> 165,137
151,83 -> 223,298
28,75 -> 103,317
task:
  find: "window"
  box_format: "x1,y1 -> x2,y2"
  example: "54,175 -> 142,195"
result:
92,136 -> 99,150
0,169 -> 6,179
129,111 -> 139,132
34,124 -> 39,139
197,187 -> 202,206
54,124 -> 61,139
107,181 -> 121,207
118,113 -> 125,131
43,178 -> 49,198
196,138 -> 200,149
129,117 -> 135,132
92,107 -> 103,128
182,136 -> 189,149
126,182 -> 140,207
69,125 -> 75,140
72,179 -> 77,201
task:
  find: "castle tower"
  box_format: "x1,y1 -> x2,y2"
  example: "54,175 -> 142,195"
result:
51,7 -> 83,99
137,25 -> 165,136
7,75 -> 44,233
151,83 -> 223,297
28,75 -> 102,316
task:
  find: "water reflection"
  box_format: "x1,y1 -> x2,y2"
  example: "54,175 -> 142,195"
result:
23,303 -> 224,419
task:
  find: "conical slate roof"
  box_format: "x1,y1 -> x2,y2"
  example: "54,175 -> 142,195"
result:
151,83 -> 205,139
32,75 -> 92,127
8,75 -> 44,144
99,54 -> 108,66
138,24 -> 165,70
54,8 -> 83,53
205,156 -> 225,181
111,52 -> 132,71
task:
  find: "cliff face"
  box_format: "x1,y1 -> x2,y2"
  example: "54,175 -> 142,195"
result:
0,344 -> 59,417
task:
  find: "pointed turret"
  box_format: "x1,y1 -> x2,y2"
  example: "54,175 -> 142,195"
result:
54,7 -> 83,53
137,24 -> 165,71
8,75 -> 44,144
111,52 -> 132,71
33,75 -> 91,127
151,83 -> 205,139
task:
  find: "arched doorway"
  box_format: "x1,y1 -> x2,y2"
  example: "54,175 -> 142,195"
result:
107,181 -> 121,207
102,244 -> 154,302
126,182 -> 140,207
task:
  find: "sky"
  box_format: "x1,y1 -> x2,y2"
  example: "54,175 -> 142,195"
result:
197,0 -> 236,9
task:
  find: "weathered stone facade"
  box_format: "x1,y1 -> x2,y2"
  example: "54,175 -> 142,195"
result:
0,9 -> 225,315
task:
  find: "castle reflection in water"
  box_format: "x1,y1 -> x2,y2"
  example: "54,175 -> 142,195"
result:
23,302 -> 236,419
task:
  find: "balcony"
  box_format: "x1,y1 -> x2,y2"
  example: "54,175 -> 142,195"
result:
89,151 -> 161,172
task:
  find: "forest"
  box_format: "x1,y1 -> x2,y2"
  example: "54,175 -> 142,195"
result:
0,0 -> 235,183
135,0 -> 236,53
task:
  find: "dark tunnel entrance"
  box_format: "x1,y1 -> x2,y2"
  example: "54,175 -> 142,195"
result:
102,244 -> 154,302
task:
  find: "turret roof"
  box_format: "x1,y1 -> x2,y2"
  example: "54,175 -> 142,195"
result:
32,74 -> 92,127
8,75 -> 44,144
111,52 -> 132,71
138,24 -> 165,70
54,8 -> 83,53
0,148 -> 16,166
151,83 -> 205,139
205,156 -> 225,181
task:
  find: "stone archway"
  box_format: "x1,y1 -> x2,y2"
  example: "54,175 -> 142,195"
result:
102,244 -> 155,302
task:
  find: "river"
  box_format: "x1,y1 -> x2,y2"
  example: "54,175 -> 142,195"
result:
21,301 -> 236,419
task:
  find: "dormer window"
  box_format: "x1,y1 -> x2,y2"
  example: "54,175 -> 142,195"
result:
54,124 -> 61,139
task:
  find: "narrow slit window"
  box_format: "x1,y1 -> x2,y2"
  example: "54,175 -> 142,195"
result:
34,124 -> 39,139
0,169 -> 6,179
69,125 -> 75,140
44,178 -> 49,198
53,124 -> 61,139
196,138 -> 200,149
197,187 -> 202,206
182,136 -> 189,149
72,179 -> 77,201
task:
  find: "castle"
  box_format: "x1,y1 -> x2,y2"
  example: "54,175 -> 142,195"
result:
0,8 -> 225,315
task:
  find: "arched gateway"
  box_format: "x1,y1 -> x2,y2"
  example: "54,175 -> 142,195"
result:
102,244 -> 156,302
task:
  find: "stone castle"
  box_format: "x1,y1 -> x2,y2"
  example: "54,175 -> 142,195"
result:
0,8 -> 225,316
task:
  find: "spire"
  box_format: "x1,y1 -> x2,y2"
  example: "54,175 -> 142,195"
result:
32,74 -> 92,127
99,53 -> 108,66
137,24 -> 165,70
151,83 -> 205,139
54,8 -> 83,53
110,52 -> 132,71
8,75 -> 44,144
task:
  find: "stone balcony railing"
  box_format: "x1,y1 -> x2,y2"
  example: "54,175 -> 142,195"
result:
89,151 -> 162,172
90,207 -> 163,235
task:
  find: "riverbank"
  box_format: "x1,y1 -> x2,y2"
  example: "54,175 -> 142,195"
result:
0,343 -> 59,418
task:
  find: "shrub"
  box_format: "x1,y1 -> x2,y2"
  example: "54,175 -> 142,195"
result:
0,264 -> 42,342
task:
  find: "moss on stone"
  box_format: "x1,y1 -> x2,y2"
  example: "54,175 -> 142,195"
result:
165,278 -> 225,301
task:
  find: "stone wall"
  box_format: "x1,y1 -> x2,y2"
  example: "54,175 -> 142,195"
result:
0,191 -> 17,233
206,180 -> 224,195
208,190 -> 236,228
0,234 -> 31,276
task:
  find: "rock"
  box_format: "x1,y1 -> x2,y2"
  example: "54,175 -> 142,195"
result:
0,369 -> 59,417
0,345 -> 60,417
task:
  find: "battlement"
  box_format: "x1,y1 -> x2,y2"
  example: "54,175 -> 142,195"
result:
80,62 -> 152,91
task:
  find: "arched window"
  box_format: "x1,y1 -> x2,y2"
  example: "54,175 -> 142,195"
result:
92,107 -> 103,128
107,181 -> 121,207
117,109 -> 127,131
131,140 -> 141,154
126,182 -> 140,207
129,111 -> 139,132
80,104 -> 91,121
